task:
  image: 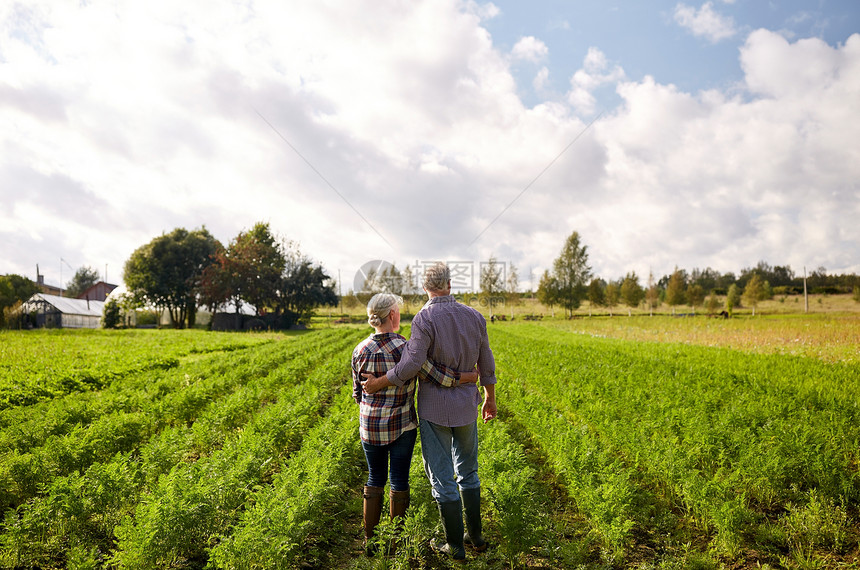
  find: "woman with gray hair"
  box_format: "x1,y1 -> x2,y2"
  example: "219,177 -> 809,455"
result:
351,292 -> 477,554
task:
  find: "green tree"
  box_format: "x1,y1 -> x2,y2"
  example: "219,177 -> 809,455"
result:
552,231 -> 591,317
400,265 -> 423,309
65,266 -> 100,298
665,268 -> 686,314
587,278 -> 606,316
480,256 -> 505,317
620,272 -> 644,313
690,267 -> 721,293
536,270 -> 559,316
199,223 -> 288,318
199,241 -> 240,315
232,223 -> 287,315
124,227 -> 219,328
362,265 -> 405,295
276,252 -> 338,325
102,297 -> 122,328
726,283 -> 741,316
506,263 -> 519,306
0,274 -> 40,328
645,270 -> 661,316
401,265 -> 418,295
376,265 -> 404,295
686,283 -> 705,314
742,274 -> 767,316
605,280 -> 620,317
706,291 -> 721,315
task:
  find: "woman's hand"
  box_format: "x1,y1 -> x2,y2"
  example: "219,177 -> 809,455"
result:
458,368 -> 479,384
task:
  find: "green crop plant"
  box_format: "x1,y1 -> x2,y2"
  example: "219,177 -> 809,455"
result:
0,328 -> 270,409
0,329 -> 365,568
487,323 -> 859,564
110,334 -> 363,568
0,321 -> 857,569
478,419 -> 547,568
207,380 -> 364,569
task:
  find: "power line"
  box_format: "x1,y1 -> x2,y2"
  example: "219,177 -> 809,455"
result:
255,110 -> 395,251
469,111 -> 604,246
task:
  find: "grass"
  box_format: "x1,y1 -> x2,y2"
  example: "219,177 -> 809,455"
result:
318,294 -> 860,363
543,313 -> 860,363
2,311 -> 858,569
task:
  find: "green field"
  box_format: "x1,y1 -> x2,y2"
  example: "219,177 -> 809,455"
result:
0,318 -> 858,569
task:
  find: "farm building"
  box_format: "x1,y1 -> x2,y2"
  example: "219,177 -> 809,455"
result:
19,293 -> 105,329
78,281 -> 117,302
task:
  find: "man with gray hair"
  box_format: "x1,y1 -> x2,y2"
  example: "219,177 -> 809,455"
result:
363,262 -> 497,561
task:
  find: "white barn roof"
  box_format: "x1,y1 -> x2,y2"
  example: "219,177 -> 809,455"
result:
26,293 -> 105,316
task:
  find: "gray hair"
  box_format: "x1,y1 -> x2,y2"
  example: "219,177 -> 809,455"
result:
367,293 -> 402,328
423,263 -> 450,292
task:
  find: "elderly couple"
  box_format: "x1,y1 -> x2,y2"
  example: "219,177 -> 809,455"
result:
351,263 -> 497,561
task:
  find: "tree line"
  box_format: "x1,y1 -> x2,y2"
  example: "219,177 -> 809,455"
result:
344,257 -> 521,316
3,227 -> 859,329
119,223 -> 337,329
337,230 -> 859,319
535,231 -> 860,317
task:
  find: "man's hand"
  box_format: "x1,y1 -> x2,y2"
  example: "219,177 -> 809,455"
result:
481,396 -> 497,422
481,383 -> 497,422
361,373 -> 392,394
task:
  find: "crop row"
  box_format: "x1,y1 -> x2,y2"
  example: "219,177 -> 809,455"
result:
489,324 -> 860,564
0,329 -> 352,514
0,329 -> 275,409
0,328 -> 367,568
3,322 -> 856,569
0,329 -> 342,450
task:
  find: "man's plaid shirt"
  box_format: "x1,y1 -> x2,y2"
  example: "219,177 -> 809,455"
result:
352,332 -> 460,445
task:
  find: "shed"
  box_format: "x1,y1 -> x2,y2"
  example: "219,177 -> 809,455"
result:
78,281 -> 118,302
20,293 -> 105,329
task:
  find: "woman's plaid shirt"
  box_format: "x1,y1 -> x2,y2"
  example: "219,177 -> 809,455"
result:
352,332 -> 459,445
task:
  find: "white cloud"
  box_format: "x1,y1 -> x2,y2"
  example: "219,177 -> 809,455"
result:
1,2 -> 858,291
566,47 -> 626,115
674,2 -> 737,43
533,66 -> 550,93
464,0 -> 500,21
511,36 -> 548,63
585,29 -> 860,278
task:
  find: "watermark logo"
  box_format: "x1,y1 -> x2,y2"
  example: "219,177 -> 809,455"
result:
352,259 -> 514,311
353,260 -> 396,294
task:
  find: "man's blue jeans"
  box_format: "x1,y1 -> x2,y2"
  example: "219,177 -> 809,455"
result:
419,418 -> 480,503
362,428 -> 417,491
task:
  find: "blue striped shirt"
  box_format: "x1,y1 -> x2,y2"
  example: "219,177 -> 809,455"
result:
387,296 -> 497,427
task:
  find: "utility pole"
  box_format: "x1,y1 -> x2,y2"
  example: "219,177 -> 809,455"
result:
529,266 -> 534,297
803,266 -> 809,313
60,257 -> 74,297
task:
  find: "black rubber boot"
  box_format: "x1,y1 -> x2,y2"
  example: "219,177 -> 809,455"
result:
431,499 -> 466,561
461,487 -> 488,552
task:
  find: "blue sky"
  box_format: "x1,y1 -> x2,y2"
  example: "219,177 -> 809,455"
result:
492,1 -> 858,106
1,0 -> 858,293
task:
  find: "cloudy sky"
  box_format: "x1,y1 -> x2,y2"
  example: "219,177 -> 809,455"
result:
2,0 -> 858,293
